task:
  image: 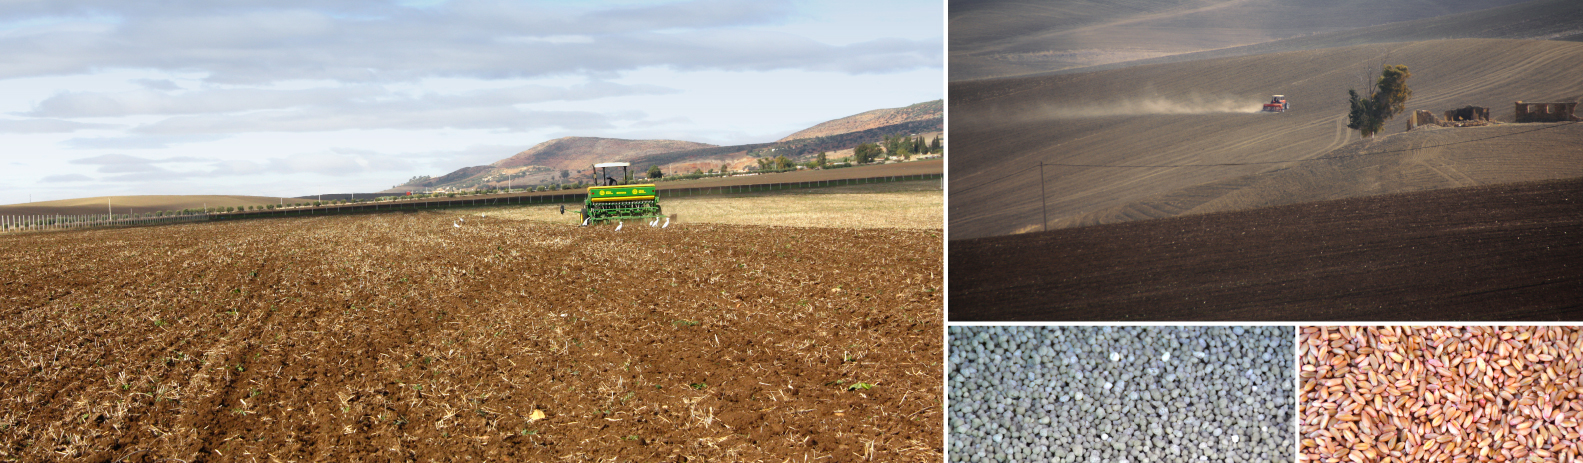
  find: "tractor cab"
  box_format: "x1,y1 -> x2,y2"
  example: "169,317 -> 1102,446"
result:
592,162 -> 629,186
1263,95 -> 1288,112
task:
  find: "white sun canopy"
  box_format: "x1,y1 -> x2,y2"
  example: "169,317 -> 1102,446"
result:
593,162 -> 631,168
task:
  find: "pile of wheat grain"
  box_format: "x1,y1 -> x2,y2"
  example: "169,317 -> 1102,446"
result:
1300,326 -> 1583,463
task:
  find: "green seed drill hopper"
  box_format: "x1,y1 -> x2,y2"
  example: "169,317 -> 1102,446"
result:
579,162 -> 665,226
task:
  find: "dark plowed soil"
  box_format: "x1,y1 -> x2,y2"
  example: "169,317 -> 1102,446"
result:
0,213 -> 942,461
950,177 -> 1583,321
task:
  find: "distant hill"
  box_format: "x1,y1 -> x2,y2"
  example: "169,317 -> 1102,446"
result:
391,101 -> 943,193
632,119 -> 943,170
494,137 -> 716,171
777,100 -> 942,141
389,138 -> 713,192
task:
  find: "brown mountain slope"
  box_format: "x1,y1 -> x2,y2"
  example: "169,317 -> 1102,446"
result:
1058,0 -> 1583,76
0,195 -> 292,216
950,0 -> 1541,81
949,38 -> 1583,240
950,175 -> 1583,321
494,137 -> 715,171
387,137 -> 718,192
777,100 -> 942,142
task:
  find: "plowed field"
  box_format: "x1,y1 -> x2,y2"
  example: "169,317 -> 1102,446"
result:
950,39 -> 1583,239
0,213 -> 943,461
950,176 -> 1583,321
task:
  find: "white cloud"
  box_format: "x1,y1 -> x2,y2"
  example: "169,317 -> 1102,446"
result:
0,118 -> 119,133
262,151 -> 411,176
132,107 -> 620,134
42,173 -> 93,182
0,1 -> 937,83
0,0 -> 943,204
27,81 -> 678,135
62,135 -> 229,149
28,87 -> 382,117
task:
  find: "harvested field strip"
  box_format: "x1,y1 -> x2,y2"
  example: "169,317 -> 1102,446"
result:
0,213 -> 943,461
949,176 -> 1583,321
485,180 -> 943,230
1300,326 -> 1583,463
209,172 -> 943,221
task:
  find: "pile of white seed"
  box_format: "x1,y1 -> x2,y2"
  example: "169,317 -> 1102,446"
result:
949,326 -> 1293,463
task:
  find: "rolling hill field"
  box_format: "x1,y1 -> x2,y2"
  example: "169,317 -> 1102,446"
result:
950,38 -> 1583,239
949,0 -> 1549,81
1063,0 -> 1583,76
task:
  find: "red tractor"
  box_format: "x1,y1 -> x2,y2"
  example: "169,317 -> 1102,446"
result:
1263,95 -> 1289,112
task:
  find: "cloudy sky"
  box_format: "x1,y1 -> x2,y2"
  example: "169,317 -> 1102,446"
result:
0,0 -> 942,204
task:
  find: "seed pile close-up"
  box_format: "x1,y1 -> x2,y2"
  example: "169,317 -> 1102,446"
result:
949,326 -> 1293,463
1300,326 -> 1583,463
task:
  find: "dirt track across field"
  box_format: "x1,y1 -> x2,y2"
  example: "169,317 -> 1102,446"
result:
949,177 -> 1583,321
0,214 -> 942,461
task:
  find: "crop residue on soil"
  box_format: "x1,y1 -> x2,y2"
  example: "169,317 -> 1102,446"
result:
0,212 -> 943,461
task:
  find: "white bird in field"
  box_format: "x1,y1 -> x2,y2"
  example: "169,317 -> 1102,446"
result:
649,217 -> 659,227
458,216 -> 464,223
615,221 -> 623,231
453,221 -> 460,228
662,217 -> 671,228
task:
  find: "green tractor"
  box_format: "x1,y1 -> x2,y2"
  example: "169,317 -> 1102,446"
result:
579,162 -> 667,227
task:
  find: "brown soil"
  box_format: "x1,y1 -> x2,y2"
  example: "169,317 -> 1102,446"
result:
1052,122 -> 1583,230
949,177 -> 1583,321
949,0 -> 1554,81
0,214 -> 943,461
950,38 -> 1583,240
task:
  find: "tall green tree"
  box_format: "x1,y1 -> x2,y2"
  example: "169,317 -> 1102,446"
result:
853,142 -> 881,164
929,135 -> 941,153
1347,64 -> 1413,138
647,165 -> 663,179
816,151 -> 828,168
